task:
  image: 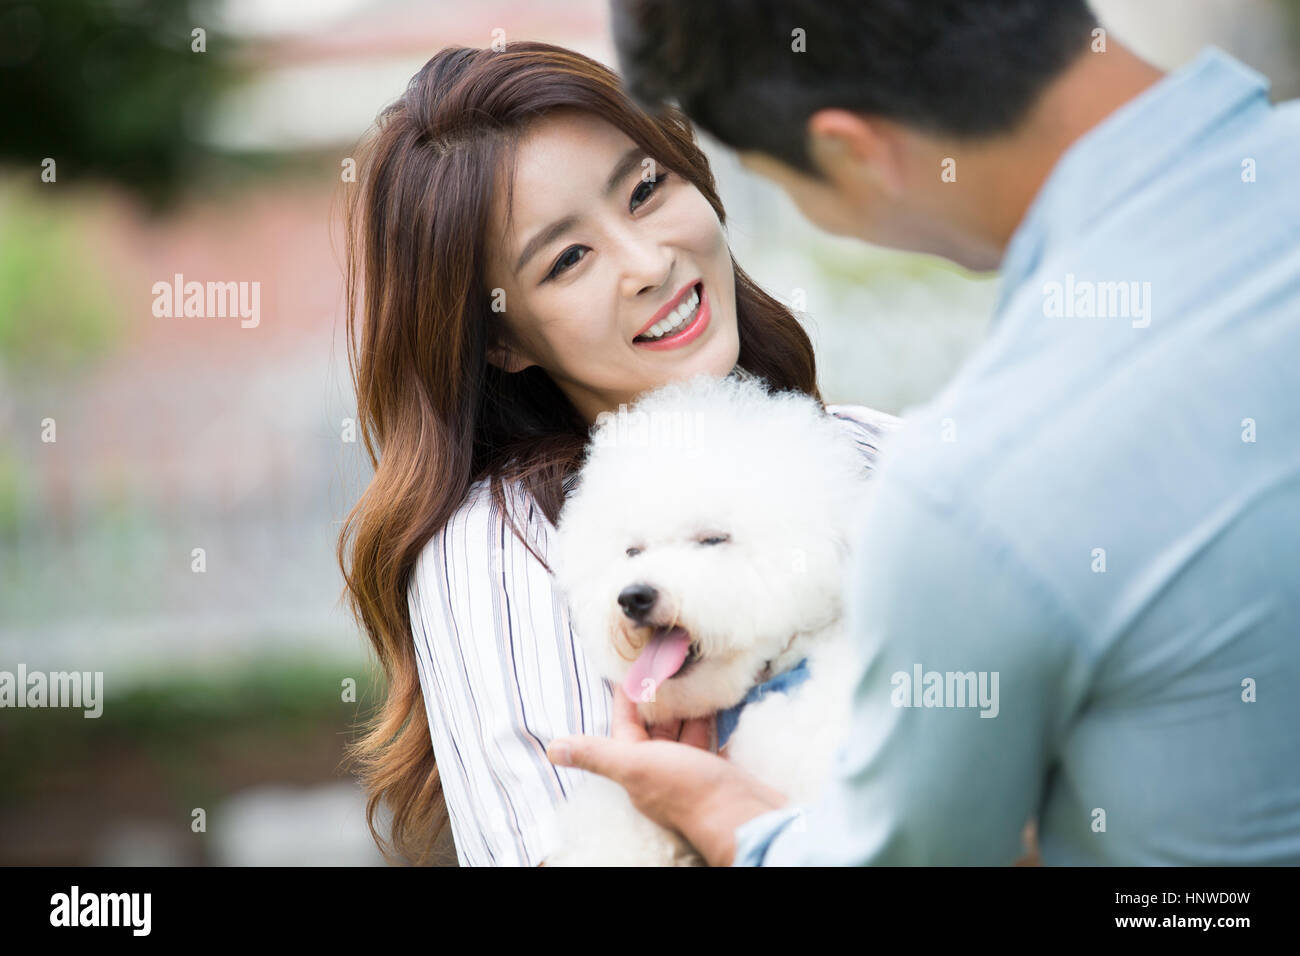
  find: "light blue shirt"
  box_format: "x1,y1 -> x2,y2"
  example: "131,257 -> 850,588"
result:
734,47 -> 1300,866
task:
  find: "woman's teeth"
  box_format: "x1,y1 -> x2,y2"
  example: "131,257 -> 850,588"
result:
638,285 -> 700,342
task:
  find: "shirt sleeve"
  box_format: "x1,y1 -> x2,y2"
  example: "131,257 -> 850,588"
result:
826,403 -> 904,474
407,481 -> 612,866
732,472 -> 1089,865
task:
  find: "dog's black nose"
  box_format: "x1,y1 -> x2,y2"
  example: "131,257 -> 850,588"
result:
617,583 -> 658,621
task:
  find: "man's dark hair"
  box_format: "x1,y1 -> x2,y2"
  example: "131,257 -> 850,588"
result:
611,0 -> 1099,177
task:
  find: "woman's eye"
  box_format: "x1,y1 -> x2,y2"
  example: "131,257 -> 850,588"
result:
546,245 -> 587,280
625,547 -> 642,558
697,534 -> 730,546
543,169 -> 669,281
629,171 -> 669,213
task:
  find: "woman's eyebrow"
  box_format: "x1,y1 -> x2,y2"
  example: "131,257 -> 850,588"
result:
513,146 -> 648,276
514,214 -> 579,275
603,145 -> 649,197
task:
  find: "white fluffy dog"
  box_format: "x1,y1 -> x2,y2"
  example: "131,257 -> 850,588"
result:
543,372 -> 876,866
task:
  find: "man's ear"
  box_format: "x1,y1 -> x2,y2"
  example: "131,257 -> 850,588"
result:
806,108 -> 905,198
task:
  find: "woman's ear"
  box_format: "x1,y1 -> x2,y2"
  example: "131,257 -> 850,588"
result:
486,339 -> 537,374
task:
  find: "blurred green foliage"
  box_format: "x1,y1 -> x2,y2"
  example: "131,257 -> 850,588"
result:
0,0 -> 234,208
0,655 -> 384,805
1284,0 -> 1300,29
0,449 -> 21,538
1283,0 -> 1300,71
0,186 -> 123,374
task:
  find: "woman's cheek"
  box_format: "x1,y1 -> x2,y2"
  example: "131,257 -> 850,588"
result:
680,189 -> 726,249
555,292 -> 618,350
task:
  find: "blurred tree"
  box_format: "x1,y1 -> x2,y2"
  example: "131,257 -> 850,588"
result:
0,187 -> 121,372
0,0 -> 234,208
1283,0 -> 1300,47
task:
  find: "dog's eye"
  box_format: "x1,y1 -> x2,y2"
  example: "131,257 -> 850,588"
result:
697,534 -> 730,546
625,546 -> 642,558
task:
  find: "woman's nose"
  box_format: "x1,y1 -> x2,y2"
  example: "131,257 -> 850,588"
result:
618,240 -> 674,299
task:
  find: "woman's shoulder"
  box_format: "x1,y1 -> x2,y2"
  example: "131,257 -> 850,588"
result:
408,476 -> 554,625
414,476 -> 551,575
823,402 -> 904,476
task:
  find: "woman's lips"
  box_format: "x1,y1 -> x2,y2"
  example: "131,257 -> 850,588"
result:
633,283 -> 710,351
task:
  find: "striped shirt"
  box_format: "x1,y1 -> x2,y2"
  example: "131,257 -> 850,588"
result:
407,402 -> 901,866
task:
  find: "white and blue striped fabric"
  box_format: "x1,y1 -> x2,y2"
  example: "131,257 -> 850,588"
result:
407,403 -> 900,866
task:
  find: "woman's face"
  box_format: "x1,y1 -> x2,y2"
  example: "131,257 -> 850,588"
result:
484,110 -> 740,426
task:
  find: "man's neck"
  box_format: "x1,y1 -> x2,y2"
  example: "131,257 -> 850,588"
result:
921,41 -> 1167,271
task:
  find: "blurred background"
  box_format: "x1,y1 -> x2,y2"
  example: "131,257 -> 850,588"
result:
1,0 -> 1298,866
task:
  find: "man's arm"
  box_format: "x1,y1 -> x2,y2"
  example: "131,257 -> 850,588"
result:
735,475 -> 1090,865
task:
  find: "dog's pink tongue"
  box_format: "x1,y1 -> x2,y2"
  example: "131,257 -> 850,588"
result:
623,627 -> 691,700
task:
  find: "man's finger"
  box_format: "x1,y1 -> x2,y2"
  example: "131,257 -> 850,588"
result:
547,734 -> 633,786
680,713 -> 714,751
609,685 -> 650,742
648,718 -> 683,741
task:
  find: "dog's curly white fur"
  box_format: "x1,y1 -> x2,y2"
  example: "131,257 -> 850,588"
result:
544,373 -> 876,866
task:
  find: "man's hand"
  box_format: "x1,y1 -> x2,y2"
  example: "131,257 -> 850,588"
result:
545,685 -> 790,866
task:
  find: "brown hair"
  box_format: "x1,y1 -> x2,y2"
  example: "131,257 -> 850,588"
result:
337,40 -> 822,865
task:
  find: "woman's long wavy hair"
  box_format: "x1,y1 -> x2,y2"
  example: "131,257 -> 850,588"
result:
338,40 -> 823,865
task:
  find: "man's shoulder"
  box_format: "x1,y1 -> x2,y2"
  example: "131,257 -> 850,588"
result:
857,371 -> 1102,621
869,379 -> 1014,502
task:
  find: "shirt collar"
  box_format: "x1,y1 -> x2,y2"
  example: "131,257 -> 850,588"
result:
993,47 -> 1272,321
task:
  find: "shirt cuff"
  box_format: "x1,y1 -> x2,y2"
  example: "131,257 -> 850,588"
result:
730,805 -> 804,866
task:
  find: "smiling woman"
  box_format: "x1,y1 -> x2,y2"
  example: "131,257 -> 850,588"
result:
336,40 -> 896,866
481,107 -> 740,424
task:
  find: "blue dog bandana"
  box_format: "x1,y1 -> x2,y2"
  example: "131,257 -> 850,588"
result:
716,657 -> 812,750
